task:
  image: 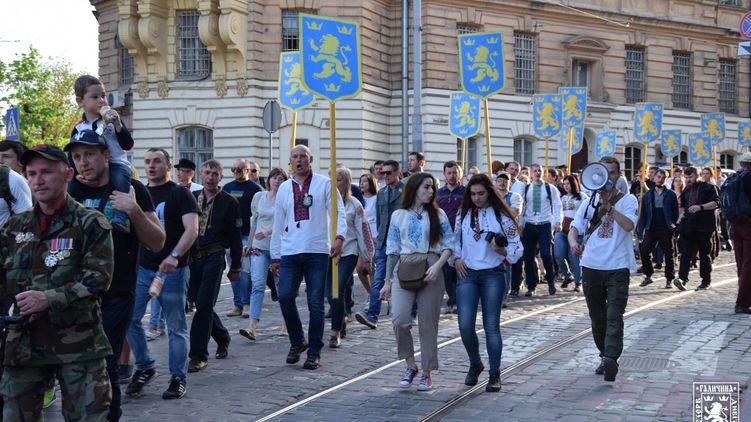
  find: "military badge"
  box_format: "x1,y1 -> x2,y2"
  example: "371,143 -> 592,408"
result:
44,254 -> 58,268
15,232 -> 33,243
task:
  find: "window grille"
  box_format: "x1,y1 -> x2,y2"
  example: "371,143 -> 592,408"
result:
177,11 -> 211,79
719,59 -> 737,114
514,33 -> 537,95
457,24 -> 479,35
625,46 -> 645,103
119,39 -> 134,86
177,127 -> 214,166
672,52 -> 692,109
282,10 -> 301,52
720,153 -> 735,169
513,138 -> 534,166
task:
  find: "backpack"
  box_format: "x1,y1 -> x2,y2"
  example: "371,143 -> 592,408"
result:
0,165 -> 15,217
720,171 -> 751,223
523,182 -> 554,213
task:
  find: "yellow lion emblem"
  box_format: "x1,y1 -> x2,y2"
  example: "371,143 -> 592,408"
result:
283,63 -> 309,97
562,95 -> 582,122
453,101 -> 476,128
598,137 -> 613,155
742,127 -> 751,143
705,119 -> 723,139
466,46 -> 500,83
309,34 -> 352,82
535,103 -> 559,132
693,138 -> 710,161
664,134 -> 678,153
637,111 -> 658,137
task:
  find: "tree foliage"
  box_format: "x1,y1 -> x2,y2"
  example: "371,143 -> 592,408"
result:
0,47 -> 81,148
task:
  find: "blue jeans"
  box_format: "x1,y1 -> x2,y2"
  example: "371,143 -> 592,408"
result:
522,222 -> 555,290
227,236 -> 251,308
148,297 -> 166,330
456,264 -> 509,373
554,232 -> 582,284
365,246 -> 388,322
279,253 -> 329,357
109,160 -> 131,226
188,251 -> 231,362
249,249 -> 271,320
326,254 -> 358,331
127,266 -> 189,378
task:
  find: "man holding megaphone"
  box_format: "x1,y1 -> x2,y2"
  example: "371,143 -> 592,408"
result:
568,157 -> 639,383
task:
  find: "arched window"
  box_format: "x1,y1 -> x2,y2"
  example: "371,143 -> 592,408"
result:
624,144 -> 643,181
177,127 -> 213,166
720,152 -> 735,170
513,136 -> 535,166
678,150 -> 689,167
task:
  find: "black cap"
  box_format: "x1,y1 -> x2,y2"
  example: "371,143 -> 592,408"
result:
177,158 -> 197,171
64,129 -> 106,152
20,144 -> 69,166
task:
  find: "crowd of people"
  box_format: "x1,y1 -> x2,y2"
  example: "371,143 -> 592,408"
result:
0,73 -> 749,420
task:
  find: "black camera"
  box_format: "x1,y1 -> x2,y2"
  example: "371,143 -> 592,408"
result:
484,232 -> 509,248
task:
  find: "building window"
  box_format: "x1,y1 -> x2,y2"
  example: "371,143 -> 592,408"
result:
457,24 -> 479,35
624,145 -> 643,181
720,153 -> 735,169
177,127 -> 213,166
672,51 -> 692,109
625,46 -> 645,103
572,59 -> 591,91
282,10 -> 300,51
513,137 -> 534,166
719,59 -> 737,114
295,138 -> 308,147
176,11 -> 211,80
719,0 -> 741,6
514,33 -> 537,95
456,137 -> 477,170
118,38 -> 134,86
678,150 -> 689,167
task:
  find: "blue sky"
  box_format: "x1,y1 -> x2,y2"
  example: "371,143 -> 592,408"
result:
0,1 -> 99,74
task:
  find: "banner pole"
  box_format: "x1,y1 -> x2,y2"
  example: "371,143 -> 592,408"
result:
713,146 -> 719,183
567,128 -> 573,171
638,145 -> 647,220
460,138 -> 467,175
483,99 -> 492,178
545,139 -> 550,177
329,102 -> 339,299
291,111 -> 298,151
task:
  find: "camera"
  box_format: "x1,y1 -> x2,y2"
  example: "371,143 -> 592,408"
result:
484,232 -> 509,248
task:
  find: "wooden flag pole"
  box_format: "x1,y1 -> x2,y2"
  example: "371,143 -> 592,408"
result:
638,146 -> 648,220
712,146 -> 719,183
329,102 -> 339,299
290,111 -> 298,151
483,99 -> 492,178
544,139 -> 550,176
460,138 -> 467,174
567,128 -> 573,171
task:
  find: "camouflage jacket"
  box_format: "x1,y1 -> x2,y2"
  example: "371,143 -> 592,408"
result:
0,195 -> 114,366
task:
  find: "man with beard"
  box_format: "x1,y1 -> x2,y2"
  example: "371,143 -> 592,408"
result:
638,169 -> 679,289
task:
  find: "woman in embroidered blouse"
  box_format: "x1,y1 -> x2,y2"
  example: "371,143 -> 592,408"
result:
554,175 -> 589,292
356,174 -> 379,294
327,168 -> 375,348
453,174 -> 522,392
379,173 -> 454,391
240,167 -> 287,341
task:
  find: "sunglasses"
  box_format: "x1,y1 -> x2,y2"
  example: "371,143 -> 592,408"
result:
381,170 -> 394,176
250,169 -> 258,173
231,167 -> 248,172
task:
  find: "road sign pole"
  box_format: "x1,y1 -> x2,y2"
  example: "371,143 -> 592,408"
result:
269,132 -> 273,176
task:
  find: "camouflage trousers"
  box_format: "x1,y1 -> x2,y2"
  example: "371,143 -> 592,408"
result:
0,358 -> 111,421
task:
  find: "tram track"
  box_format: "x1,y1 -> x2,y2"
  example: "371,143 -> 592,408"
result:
255,262 -> 736,421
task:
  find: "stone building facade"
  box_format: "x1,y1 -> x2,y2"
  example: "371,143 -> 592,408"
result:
91,0 -> 750,180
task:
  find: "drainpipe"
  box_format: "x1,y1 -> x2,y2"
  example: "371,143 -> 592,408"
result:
401,0 -> 409,168
412,0 -> 423,153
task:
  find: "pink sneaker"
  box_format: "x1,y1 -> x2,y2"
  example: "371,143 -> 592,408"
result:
399,367 -> 419,388
418,374 -> 433,391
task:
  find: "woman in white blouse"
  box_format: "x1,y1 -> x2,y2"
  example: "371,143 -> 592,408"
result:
554,175 -> 588,292
328,168 -> 375,348
453,174 -> 523,392
356,173 -> 379,294
379,173 -> 454,391
240,168 -> 288,341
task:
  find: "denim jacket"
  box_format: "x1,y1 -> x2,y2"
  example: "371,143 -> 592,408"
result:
638,187 -> 679,236
375,181 -> 404,250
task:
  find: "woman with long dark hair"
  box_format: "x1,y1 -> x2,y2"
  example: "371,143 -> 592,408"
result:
453,174 -> 522,392
379,173 -> 454,391
356,174 -> 379,293
554,175 -> 588,292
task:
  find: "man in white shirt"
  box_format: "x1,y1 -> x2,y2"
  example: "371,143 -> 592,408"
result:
569,156 -> 638,383
504,160 -> 526,197
520,163 -> 562,296
176,159 -> 203,192
270,145 -> 346,370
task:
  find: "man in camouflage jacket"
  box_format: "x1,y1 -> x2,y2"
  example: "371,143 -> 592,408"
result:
0,145 -> 114,421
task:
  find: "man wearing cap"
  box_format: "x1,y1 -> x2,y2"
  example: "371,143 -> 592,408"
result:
176,159 -> 202,193
0,145 -> 114,420
733,152 -> 751,314
66,130 -> 164,421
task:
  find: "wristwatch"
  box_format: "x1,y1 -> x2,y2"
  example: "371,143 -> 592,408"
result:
170,250 -> 181,259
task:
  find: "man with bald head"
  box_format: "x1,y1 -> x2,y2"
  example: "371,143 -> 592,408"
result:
270,145 -> 346,370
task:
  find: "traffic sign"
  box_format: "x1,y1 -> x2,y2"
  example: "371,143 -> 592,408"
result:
262,101 -> 282,134
4,108 -> 19,141
739,41 -> 751,57
740,11 -> 751,40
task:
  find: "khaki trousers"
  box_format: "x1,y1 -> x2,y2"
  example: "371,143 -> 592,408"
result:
391,253 -> 445,371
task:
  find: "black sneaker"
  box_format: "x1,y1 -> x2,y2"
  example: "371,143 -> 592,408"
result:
603,357 -> 618,382
303,355 -> 321,370
486,372 -> 501,392
695,282 -> 711,291
464,362 -> 484,386
561,276 -> 573,289
509,289 -> 519,297
664,280 -> 673,289
162,376 -> 186,400
673,278 -> 687,291
655,262 -> 663,270
355,312 -> 377,329
216,340 -> 229,359
286,342 -> 309,364
548,285 -> 557,295
595,358 -> 605,375
639,277 -> 653,287
118,364 -> 134,385
187,359 -> 207,373
125,368 -> 156,398
524,290 -> 536,297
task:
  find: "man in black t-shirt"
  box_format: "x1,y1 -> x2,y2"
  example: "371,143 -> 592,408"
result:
66,136 -> 164,421
222,159 -> 262,317
125,148 -> 199,400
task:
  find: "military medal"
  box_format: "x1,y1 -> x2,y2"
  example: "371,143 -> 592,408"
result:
15,232 -> 33,243
44,254 -> 58,268
47,238 -> 74,268
302,194 -> 313,208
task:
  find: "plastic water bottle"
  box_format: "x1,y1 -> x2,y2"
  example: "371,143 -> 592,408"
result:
149,272 -> 166,297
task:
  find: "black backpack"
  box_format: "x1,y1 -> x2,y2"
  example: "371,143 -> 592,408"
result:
720,171 -> 751,223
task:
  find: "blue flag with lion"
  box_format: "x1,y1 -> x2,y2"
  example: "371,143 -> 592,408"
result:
458,32 -> 505,99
